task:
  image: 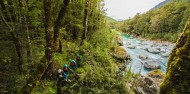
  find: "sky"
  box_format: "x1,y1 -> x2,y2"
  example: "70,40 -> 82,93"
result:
104,0 -> 165,20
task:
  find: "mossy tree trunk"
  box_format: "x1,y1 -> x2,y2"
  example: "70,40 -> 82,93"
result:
11,32 -> 24,72
42,0 -> 70,79
54,0 -> 70,53
20,0 -> 54,93
160,18 -> 190,93
81,0 -> 89,45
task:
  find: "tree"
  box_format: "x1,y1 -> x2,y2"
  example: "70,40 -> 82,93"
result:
53,0 -> 70,52
160,18 -> 190,94
81,0 -> 89,45
20,0 -> 54,93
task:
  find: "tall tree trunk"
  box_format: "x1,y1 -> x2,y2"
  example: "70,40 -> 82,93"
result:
11,32 -> 24,72
43,0 -> 54,70
18,0 -> 32,65
20,0 -> 54,93
81,0 -> 89,45
42,0 -> 70,80
54,0 -> 70,52
72,27 -> 77,40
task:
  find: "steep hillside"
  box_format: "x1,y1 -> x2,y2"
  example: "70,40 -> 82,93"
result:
117,1 -> 190,42
160,18 -> 190,93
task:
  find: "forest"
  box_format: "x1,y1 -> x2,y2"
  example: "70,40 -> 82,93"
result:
116,0 -> 190,42
0,0 -> 190,94
0,0 -> 135,93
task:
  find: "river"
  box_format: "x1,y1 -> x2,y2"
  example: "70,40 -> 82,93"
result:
121,34 -> 175,75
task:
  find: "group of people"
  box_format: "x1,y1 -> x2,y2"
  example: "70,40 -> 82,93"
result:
57,54 -> 82,87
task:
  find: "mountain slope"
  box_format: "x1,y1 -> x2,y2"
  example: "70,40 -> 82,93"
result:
151,0 -> 172,9
117,1 -> 190,42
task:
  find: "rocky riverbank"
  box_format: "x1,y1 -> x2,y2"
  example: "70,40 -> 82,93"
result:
122,34 -> 174,74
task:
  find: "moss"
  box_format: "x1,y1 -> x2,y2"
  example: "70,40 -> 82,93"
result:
148,69 -> 164,78
160,18 -> 190,94
111,46 -> 128,62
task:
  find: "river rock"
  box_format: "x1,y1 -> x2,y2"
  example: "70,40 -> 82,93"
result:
111,46 -> 129,61
125,42 -> 131,46
126,60 -> 132,63
160,48 -> 167,53
116,36 -> 124,46
127,45 -> 136,49
139,54 -> 148,60
143,60 -> 161,70
161,52 -> 170,57
134,70 -> 165,94
144,77 -> 154,86
146,47 -> 160,54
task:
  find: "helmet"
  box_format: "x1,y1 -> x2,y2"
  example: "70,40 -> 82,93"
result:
76,54 -> 79,57
71,60 -> 75,63
58,69 -> 62,73
64,64 -> 68,67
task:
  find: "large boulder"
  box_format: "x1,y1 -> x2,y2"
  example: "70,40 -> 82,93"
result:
146,47 -> 160,54
115,36 -> 124,46
134,70 -> 165,94
143,60 -> 161,70
111,46 -> 129,62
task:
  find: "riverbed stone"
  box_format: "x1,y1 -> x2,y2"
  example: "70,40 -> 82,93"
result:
146,47 -> 160,54
139,54 -> 148,60
160,48 -> 167,53
161,52 -> 170,57
143,60 -> 161,70
144,77 -> 154,86
127,45 -> 136,49
125,42 -> 131,46
111,46 -> 129,61
134,69 -> 165,94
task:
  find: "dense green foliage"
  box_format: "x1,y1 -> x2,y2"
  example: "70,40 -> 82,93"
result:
106,16 -> 117,29
2,0 -> 190,93
160,18 -> 190,93
0,0 -> 138,93
117,1 -> 190,42
32,29 -> 139,94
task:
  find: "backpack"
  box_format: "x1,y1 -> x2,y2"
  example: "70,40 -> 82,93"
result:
76,56 -> 80,61
70,62 -> 75,66
63,67 -> 68,72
